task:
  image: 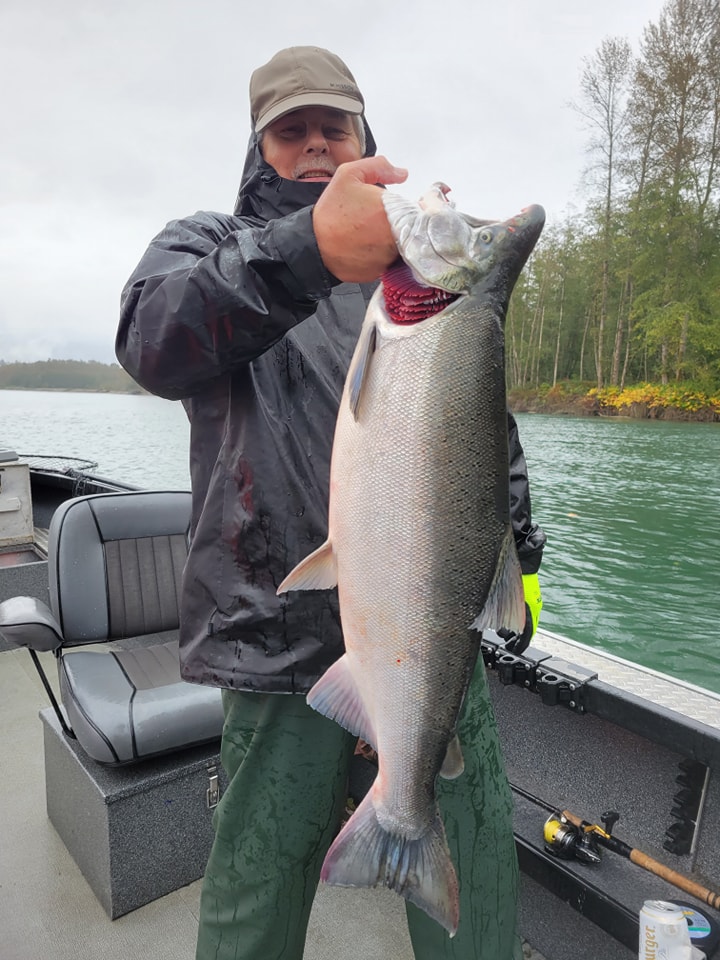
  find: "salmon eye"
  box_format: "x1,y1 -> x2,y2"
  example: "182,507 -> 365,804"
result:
480,230 -> 492,243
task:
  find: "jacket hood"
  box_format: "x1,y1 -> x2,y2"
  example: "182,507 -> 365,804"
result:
233,116 -> 377,220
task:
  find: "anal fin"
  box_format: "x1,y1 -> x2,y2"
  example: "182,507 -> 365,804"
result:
307,655 -> 376,748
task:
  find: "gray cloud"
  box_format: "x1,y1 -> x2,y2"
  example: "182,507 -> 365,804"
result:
1,0 -> 664,363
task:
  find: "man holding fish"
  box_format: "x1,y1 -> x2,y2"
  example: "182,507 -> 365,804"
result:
117,45 -> 545,960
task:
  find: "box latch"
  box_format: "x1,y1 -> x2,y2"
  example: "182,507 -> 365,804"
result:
206,765 -> 220,809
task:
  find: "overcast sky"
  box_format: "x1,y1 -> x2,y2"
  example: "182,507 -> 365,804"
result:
2,0 -> 666,365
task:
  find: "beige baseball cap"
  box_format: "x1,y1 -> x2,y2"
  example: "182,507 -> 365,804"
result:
250,46 -> 364,133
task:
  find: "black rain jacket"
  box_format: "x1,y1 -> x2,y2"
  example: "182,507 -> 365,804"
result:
116,126 -> 546,693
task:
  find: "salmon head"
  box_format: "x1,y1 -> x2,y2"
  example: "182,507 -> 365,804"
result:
380,181 -> 545,319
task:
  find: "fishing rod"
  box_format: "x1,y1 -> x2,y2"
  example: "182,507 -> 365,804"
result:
544,807 -> 720,911
509,782 -> 720,910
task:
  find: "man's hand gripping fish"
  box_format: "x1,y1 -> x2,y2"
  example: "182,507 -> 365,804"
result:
278,184 -> 545,936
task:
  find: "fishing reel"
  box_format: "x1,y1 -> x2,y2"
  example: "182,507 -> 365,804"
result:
542,811 -> 620,865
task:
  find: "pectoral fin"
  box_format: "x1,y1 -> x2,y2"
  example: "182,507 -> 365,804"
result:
348,322 -> 377,421
276,540 -> 337,594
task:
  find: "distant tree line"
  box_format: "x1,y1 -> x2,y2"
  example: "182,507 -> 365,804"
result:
0,359 -> 144,393
507,0 -> 720,395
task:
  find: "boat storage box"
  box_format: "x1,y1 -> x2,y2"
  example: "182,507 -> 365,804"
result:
0,459 -> 33,547
40,707 -> 226,918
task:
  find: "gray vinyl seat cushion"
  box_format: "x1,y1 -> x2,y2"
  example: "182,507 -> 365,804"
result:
59,636 -> 223,763
0,490 -> 223,764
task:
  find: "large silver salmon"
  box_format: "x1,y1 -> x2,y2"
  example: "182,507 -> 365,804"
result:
278,184 -> 545,935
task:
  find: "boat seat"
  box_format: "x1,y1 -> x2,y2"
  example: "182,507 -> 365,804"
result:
0,490 -> 224,764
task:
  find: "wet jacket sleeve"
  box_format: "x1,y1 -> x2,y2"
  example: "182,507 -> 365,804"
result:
116,208 -> 336,400
508,411 -> 546,574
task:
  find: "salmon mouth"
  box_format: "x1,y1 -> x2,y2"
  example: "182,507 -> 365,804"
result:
381,262 -> 460,325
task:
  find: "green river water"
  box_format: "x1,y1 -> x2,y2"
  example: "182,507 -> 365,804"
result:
516,412 -> 720,695
4,392 -> 720,694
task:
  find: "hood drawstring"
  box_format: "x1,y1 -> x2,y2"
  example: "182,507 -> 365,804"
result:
260,171 -> 282,191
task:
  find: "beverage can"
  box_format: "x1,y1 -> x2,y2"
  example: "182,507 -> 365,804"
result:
639,899 -> 704,959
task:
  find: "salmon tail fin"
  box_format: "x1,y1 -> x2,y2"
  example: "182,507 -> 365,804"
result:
470,526 -> 525,634
307,654 -> 377,748
321,789 -> 459,937
276,540 -> 337,594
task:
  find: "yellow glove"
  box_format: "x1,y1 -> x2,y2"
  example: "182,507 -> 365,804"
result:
522,572 -> 543,639
499,573 -> 542,654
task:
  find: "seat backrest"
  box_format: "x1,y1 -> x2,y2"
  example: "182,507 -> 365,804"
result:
48,491 -> 191,645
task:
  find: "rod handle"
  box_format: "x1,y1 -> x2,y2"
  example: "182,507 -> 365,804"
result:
629,849 -> 720,910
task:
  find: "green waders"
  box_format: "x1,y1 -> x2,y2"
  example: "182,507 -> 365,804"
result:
405,664 -> 523,960
195,663 -> 521,960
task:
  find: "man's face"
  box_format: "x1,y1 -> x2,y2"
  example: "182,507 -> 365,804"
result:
261,106 -> 363,181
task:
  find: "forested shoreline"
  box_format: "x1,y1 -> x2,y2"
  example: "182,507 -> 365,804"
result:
509,380 -> 720,421
507,0 -> 720,402
0,360 -> 143,394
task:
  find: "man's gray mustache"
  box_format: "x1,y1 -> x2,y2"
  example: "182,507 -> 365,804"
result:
293,160 -> 337,178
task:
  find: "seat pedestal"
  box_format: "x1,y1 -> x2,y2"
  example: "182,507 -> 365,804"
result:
41,707 -> 225,918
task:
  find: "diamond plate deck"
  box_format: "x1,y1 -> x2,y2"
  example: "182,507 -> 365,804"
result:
533,629 -> 720,731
